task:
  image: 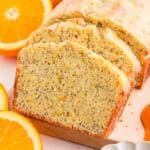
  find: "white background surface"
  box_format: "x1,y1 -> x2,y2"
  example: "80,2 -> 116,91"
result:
0,56 -> 92,150
1,56 -> 150,150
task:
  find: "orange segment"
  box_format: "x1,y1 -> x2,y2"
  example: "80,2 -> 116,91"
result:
0,84 -> 8,110
0,111 -> 42,150
51,0 -> 61,7
0,0 -> 52,56
141,105 -> 150,141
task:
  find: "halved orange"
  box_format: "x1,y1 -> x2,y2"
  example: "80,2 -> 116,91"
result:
0,0 -> 52,57
0,83 -> 8,110
0,111 -> 42,150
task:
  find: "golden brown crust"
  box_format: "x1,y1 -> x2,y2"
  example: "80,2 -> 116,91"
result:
105,91 -> 131,136
30,118 -> 117,149
13,51 -> 22,108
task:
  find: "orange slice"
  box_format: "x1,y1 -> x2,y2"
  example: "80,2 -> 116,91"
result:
51,0 -> 61,7
141,105 -> 150,141
0,83 -> 8,110
0,111 -> 42,150
0,0 -> 52,56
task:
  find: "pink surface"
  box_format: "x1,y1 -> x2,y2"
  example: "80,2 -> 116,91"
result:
0,56 -> 149,149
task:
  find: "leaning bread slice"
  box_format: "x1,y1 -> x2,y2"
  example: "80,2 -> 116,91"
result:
47,0 -> 150,88
28,21 -> 140,86
13,41 -> 131,137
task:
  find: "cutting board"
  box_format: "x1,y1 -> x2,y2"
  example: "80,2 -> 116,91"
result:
0,56 -> 150,149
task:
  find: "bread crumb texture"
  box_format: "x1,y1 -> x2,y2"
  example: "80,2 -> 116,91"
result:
14,41 -> 128,135
28,21 -> 137,82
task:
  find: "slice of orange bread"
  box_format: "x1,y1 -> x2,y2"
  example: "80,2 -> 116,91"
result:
13,41 -> 131,137
28,21 -> 140,86
47,0 -> 150,88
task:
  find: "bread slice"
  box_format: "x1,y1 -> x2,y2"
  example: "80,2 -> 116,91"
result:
13,41 -> 131,137
47,0 -> 150,88
28,21 -> 140,86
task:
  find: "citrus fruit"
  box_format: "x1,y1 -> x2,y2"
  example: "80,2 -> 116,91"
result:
0,111 -> 42,150
141,105 -> 150,141
0,83 -> 8,110
51,0 -> 61,7
0,0 -> 52,56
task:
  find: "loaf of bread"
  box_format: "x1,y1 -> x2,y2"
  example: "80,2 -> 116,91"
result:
47,0 -> 150,88
12,0 -> 150,148
28,21 -> 140,86
13,41 -> 130,140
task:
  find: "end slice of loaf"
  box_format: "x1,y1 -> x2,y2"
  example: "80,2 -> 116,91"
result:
28,21 -> 139,87
47,1 -> 150,88
13,41 -> 131,137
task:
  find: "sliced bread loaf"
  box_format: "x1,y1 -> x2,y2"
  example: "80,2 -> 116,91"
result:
47,0 -> 150,88
28,21 -> 140,86
13,41 -> 131,137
